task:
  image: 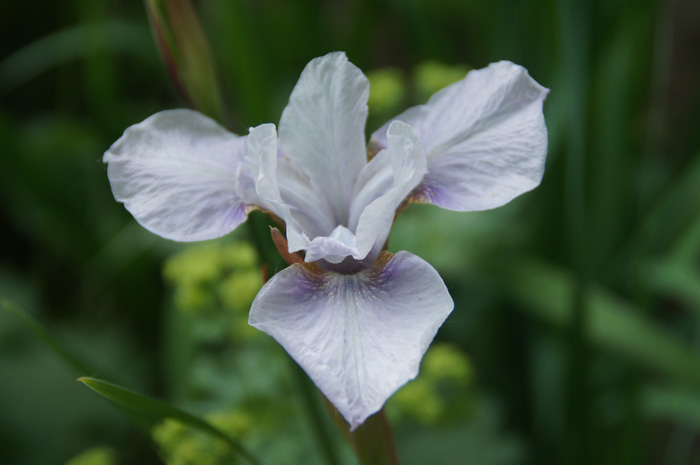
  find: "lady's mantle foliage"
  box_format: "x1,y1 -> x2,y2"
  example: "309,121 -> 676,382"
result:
104,52 -> 548,430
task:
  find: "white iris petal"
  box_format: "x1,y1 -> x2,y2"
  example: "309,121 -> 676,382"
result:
279,51 -> 369,227
370,60 -> 549,211
249,251 -> 454,430
103,109 -> 250,241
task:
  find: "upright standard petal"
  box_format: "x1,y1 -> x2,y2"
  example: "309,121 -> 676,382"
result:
279,52 -> 370,225
104,110 -> 250,241
304,122 -> 427,265
247,125 -> 363,265
245,124 -> 311,253
370,61 -> 549,212
350,121 -> 427,262
242,124 -> 338,245
249,251 -> 454,430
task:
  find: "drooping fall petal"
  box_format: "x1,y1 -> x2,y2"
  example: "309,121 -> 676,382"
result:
249,251 -> 454,430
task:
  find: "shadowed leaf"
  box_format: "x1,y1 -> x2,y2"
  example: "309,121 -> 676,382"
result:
501,259 -> 700,388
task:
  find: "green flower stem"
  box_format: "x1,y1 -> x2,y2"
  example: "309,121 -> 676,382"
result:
350,410 -> 400,465
319,395 -> 400,465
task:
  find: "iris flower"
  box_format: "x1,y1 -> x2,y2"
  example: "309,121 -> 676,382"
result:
104,52 -> 548,429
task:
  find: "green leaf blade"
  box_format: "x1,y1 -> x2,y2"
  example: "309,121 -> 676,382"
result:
501,259 -> 700,388
1,298 -> 93,375
78,376 -> 265,465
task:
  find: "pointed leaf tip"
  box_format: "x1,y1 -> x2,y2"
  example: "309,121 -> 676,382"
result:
2,299 -> 93,375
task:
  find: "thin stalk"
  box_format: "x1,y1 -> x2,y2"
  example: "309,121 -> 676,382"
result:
319,394 -> 400,465
557,0 -> 591,463
350,410 -> 400,465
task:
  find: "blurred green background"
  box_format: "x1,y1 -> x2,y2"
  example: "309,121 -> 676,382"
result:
2,0 -> 700,464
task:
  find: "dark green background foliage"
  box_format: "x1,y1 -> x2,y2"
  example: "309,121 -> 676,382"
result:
2,0 -> 700,464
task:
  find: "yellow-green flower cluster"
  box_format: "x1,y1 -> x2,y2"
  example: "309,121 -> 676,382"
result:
152,410 -> 252,465
414,61 -> 471,101
367,61 -> 470,124
65,447 -> 116,465
367,68 -> 406,115
163,239 -> 263,342
388,343 -> 474,425
164,240 -> 260,311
